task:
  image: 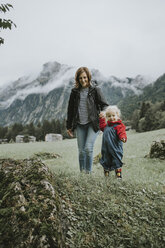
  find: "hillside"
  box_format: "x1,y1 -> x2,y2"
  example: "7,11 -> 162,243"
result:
119,74 -> 165,119
0,129 -> 165,247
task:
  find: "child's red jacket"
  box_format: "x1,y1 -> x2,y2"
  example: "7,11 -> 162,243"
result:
99,118 -> 127,141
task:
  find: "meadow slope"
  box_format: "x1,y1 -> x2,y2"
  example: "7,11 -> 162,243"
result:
0,129 -> 165,247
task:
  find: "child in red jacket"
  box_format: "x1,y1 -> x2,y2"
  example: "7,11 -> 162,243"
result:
99,105 -> 127,178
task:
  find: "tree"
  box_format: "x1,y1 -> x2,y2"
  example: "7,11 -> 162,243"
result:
50,119 -> 56,133
0,3 -> 16,45
10,123 -> 23,139
42,120 -> 52,137
0,126 -> 8,139
160,100 -> 165,111
35,126 -> 43,141
139,101 -> 151,119
131,109 -> 140,131
23,135 -> 29,143
55,120 -> 61,134
27,122 -> 35,136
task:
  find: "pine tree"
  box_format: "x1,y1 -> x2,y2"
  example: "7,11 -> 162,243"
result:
27,122 -> 35,136
42,120 -> 52,137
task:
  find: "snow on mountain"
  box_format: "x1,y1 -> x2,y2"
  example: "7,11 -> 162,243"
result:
0,61 -> 153,110
104,74 -> 154,96
0,62 -> 76,109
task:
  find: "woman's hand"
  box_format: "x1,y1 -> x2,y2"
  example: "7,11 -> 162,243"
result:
67,129 -> 73,138
99,111 -> 105,118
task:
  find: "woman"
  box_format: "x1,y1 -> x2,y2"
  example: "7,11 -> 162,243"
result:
66,67 -> 108,173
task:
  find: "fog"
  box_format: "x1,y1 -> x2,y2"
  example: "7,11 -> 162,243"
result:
0,0 -> 165,86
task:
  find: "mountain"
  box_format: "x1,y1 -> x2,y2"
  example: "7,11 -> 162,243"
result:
0,61 -> 154,126
118,73 -> 165,119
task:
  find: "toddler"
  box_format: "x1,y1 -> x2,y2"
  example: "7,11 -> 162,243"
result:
99,105 -> 127,178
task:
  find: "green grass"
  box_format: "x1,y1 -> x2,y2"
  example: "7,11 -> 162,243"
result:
0,129 -> 165,247
1,129 -> 164,188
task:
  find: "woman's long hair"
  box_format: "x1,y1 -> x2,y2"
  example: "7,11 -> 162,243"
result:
75,67 -> 91,88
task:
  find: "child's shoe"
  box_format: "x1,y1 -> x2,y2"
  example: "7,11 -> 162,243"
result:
115,168 -> 122,179
104,170 -> 109,177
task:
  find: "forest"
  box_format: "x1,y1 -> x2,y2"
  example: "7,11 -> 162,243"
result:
0,119 -> 67,142
131,100 -> 165,132
0,100 -> 165,143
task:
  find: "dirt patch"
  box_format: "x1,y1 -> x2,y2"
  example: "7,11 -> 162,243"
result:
93,153 -> 101,165
33,152 -> 61,160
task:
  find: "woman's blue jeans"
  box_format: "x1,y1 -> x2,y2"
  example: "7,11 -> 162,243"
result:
76,123 -> 99,173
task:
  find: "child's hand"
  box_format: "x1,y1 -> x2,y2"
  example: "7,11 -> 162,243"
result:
121,138 -> 126,143
99,112 -> 105,118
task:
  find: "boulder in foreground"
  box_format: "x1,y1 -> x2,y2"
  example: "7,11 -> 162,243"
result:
0,158 -> 67,248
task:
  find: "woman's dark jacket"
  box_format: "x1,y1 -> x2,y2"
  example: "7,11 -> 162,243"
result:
66,85 -> 109,132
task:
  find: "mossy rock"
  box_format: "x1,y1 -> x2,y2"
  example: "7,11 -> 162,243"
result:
149,140 -> 165,160
0,159 -> 67,248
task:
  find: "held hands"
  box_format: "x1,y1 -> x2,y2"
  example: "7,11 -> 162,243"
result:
121,138 -> 126,143
99,111 -> 105,118
67,129 -> 73,138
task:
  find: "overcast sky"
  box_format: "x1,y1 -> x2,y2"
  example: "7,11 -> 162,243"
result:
0,0 -> 165,86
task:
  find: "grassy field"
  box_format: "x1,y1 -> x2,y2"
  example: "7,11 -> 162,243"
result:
0,129 -> 164,188
0,129 -> 165,247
